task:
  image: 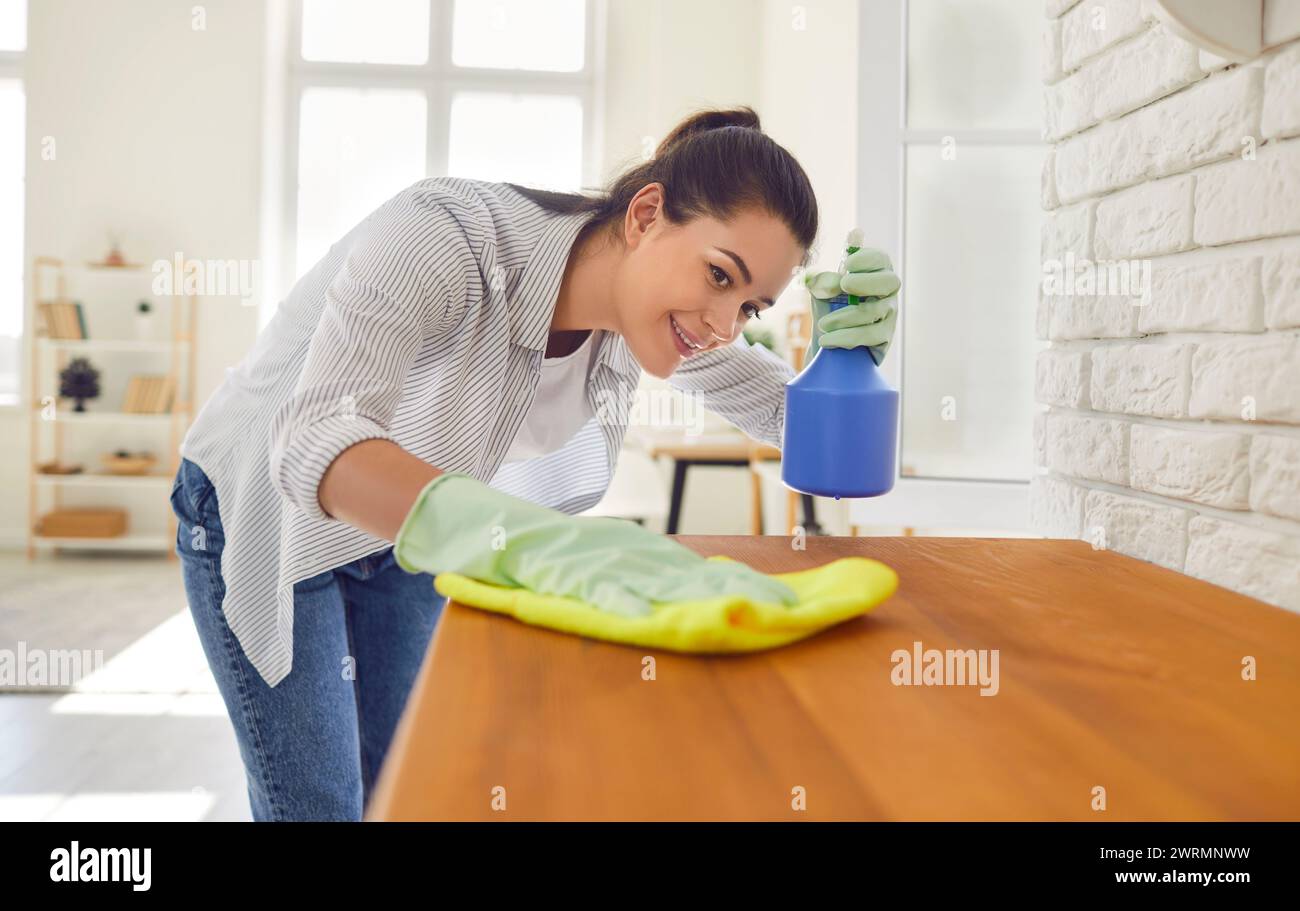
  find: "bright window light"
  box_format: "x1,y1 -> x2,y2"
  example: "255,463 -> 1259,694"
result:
452,0 -> 585,72
285,0 -> 596,292
902,143 -> 1041,481
39,792 -> 216,823
295,87 -> 428,274
0,0 -> 26,52
448,92 -> 583,189
301,0 -> 430,64
58,611 -> 219,697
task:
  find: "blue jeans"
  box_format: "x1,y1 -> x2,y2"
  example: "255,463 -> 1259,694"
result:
170,457 -> 446,821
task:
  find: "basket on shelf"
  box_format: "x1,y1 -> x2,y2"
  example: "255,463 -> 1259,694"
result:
36,508 -> 128,539
100,452 -> 158,476
36,461 -> 84,475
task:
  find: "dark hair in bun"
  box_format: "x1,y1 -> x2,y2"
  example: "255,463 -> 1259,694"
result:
508,105 -> 818,265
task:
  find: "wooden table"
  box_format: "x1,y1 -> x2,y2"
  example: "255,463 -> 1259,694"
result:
366,536 -> 1300,821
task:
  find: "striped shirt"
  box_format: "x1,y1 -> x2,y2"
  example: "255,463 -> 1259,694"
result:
180,177 -> 795,688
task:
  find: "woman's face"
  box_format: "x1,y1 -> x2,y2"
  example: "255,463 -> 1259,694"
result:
613,183 -> 806,379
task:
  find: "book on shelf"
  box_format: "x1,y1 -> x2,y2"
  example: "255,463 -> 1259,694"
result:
122,374 -> 175,414
39,301 -> 87,340
155,376 -> 175,412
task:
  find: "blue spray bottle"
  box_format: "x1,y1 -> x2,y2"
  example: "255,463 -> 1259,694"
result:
781,230 -> 899,500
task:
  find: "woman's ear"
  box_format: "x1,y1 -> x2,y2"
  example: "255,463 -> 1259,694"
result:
623,182 -> 666,249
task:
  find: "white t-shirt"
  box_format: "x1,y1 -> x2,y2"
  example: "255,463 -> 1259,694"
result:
501,328 -> 599,462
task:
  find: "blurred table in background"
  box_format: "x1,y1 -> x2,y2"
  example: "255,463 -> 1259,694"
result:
643,433 -> 819,535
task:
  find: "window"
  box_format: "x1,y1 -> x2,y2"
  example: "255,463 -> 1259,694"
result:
901,0 -> 1041,484
850,0 -> 1044,531
0,0 -> 26,406
287,0 -> 602,278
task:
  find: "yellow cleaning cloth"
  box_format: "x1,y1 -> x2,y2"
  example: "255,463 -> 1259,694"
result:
432,555 -> 898,653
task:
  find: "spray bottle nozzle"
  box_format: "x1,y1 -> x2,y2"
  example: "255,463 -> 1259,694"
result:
840,229 -> 865,304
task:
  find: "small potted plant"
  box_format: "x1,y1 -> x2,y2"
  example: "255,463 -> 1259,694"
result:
58,357 -> 101,412
135,300 -> 153,340
102,231 -> 126,267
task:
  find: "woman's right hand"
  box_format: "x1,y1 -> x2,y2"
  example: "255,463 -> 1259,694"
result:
804,246 -> 901,367
394,473 -> 797,617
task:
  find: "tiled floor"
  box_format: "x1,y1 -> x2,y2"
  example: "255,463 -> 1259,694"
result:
0,554 -> 252,821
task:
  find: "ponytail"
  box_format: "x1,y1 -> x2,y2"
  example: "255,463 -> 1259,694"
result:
507,105 -> 818,265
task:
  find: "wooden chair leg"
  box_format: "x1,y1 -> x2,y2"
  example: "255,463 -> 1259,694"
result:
749,468 -> 763,535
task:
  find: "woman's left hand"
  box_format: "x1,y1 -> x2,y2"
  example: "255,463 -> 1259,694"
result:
804,247 -> 901,366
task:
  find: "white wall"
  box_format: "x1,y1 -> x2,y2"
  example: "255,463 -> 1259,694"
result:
2,0 -> 268,545
1031,1 -> 1300,612
603,0 -> 760,172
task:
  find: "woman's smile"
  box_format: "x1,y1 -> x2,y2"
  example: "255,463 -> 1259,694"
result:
669,314 -> 707,358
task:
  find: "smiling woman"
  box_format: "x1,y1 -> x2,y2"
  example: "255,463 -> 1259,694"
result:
506,106 -> 817,378
171,104 -> 820,822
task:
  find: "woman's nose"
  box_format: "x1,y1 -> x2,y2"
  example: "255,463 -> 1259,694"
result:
701,309 -> 737,344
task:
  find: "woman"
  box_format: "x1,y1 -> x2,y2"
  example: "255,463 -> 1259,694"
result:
171,106 -> 896,821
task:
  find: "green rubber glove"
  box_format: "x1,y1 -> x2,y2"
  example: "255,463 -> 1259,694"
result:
394,473 -> 798,617
803,245 -> 900,367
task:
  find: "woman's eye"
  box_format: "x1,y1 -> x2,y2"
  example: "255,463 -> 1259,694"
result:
709,264 -> 731,287
742,302 -> 762,320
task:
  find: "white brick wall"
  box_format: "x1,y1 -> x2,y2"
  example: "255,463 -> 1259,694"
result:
1193,139 -> 1300,245
1031,2 -> 1300,614
1138,256 -> 1263,333
1059,0 -> 1148,71
1089,342 -> 1192,417
1093,174 -> 1195,258
1263,246 -> 1300,328
1054,66 -> 1263,204
1045,413 -> 1129,485
1128,424 -> 1250,509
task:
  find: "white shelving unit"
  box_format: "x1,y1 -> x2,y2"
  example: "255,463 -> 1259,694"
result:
26,256 -> 198,558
